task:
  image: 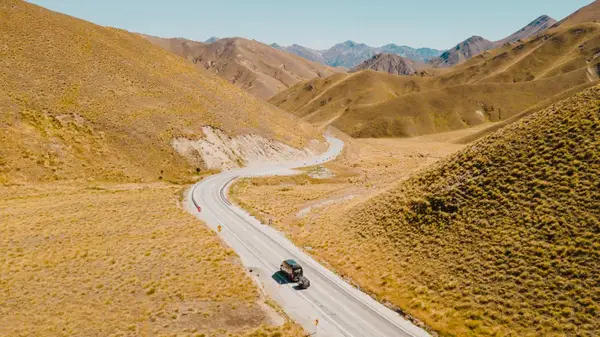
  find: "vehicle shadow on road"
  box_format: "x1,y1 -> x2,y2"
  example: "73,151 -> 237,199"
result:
292,285 -> 308,291
272,271 -> 292,285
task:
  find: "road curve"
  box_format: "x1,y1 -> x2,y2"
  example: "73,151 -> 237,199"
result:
185,136 -> 431,337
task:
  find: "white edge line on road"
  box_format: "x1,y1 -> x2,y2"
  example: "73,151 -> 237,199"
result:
192,184 -> 355,337
219,178 -> 421,337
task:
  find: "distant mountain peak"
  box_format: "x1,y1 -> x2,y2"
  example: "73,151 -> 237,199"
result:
338,40 -> 369,48
205,36 -> 220,43
430,36 -> 494,67
494,14 -> 557,47
268,41 -> 444,69
465,35 -> 486,43
351,53 -> 417,75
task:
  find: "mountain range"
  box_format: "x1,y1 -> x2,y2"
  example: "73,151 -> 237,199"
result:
274,14 -> 559,70
273,41 -> 444,69
270,14 -> 600,137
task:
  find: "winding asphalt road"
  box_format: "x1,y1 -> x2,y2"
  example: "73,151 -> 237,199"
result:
186,136 -> 430,337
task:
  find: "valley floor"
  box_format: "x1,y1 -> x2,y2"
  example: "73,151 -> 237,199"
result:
0,182 -> 302,337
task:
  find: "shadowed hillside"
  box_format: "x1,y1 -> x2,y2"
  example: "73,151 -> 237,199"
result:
317,85 -> 600,336
0,0 -> 321,183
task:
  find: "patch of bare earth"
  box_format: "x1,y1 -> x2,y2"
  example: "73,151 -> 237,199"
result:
0,182 -> 303,337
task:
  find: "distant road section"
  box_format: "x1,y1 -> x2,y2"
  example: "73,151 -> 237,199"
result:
186,136 -> 431,337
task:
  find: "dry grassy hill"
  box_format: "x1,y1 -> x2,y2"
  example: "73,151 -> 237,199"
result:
334,84 -> 600,337
0,0 -> 320,184
556,0 -> 600,27
0,182 -> 304,337
271,19 -> 600,137
264,85 -> 599,337
140,34 -> 206,61
145,36 -> 343,99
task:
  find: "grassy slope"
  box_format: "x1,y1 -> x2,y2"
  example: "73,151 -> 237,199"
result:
0,183 -> 303,337
556,0 -> 600,27
325,85 -> 599,336
270,23 -> 600,138
0,0 -> 319,184
145,36 -> 344,100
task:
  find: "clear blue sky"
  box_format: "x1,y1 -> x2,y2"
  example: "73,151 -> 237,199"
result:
29,0 -> 592,50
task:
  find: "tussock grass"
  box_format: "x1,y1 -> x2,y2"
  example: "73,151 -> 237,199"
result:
233,87 -> 599,336
0,183 -> 303,336
322,86 -> 600,336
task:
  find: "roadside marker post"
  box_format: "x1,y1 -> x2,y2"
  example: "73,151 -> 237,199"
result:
217,225 -> 222,233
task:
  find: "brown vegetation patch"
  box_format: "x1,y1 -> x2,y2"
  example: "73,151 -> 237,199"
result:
0,183 -> 302,336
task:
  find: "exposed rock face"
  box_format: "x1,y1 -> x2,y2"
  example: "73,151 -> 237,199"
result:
351,53 -> 417,75
172,126 -> 320,171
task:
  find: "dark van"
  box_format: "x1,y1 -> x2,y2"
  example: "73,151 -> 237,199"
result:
280,259 -> 303,282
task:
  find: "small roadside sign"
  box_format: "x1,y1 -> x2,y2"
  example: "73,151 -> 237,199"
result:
217,225 -> 222,232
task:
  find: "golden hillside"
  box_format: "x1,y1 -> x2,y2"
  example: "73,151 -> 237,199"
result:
556,0 -> 600,27
242,86 -> 600,336
0,183 -> 303,336
318,85 -> 599,336
0,0 -> 320,184
140,34 -> 207,61
145,36 -> 344,99
270,21 -> 600,137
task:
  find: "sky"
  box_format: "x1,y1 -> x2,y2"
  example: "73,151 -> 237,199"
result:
29,0 -> 593,50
